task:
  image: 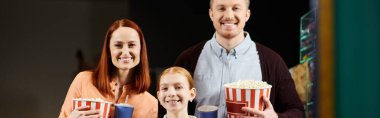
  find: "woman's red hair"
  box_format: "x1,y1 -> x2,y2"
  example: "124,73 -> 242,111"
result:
93,19 -> 150,96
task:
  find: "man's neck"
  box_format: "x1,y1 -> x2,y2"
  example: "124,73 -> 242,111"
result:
215,32 -> 246,53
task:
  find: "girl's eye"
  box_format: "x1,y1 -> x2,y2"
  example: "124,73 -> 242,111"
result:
175,86 -> 183,90
161,87 -> 168,91
233,7 -> 239,11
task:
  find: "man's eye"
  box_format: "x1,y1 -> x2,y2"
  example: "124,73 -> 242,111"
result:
217,7 -> 225,11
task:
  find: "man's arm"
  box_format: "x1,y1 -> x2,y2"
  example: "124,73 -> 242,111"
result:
257,43 -> 305,118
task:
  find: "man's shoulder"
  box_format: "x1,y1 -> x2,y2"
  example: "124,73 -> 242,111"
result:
255,42 -> 289,71
182,41 -> 207,54
176,41 -> 207,60
174,40 -> 208,74
256,42 -> 282,60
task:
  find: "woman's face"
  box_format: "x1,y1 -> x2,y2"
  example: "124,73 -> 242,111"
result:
157,73 -> 196,113
109,27 -> 141,70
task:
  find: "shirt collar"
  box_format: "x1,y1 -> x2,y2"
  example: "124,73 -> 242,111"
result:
210,32 -> 254,58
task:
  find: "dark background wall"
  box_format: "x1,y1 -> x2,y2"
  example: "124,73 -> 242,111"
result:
0,0 -> 128,117
0,0 -> 309,117
130,0 -> 310,69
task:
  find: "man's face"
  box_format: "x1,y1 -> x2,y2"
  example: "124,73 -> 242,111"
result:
209,0 -> 250,39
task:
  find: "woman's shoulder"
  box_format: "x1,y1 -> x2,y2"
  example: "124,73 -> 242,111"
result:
76,70 -> 93,76
142,91 -> 158,103
73,71 -> 94,83
130,91 -> 157,104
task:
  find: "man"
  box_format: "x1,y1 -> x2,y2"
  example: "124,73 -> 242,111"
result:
174,0 -> 304,117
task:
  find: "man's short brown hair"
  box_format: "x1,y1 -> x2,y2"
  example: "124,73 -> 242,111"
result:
209,0 -> 250,8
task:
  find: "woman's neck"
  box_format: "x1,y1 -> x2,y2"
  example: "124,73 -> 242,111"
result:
116,69 -> 131,85
166,110 -> 189,118
113,69 -> 132,103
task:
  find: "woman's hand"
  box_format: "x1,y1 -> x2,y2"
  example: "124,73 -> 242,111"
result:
68,106 -> 100,118
241,96 -> 278,118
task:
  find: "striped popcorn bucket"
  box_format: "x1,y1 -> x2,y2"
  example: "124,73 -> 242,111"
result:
72,98 -> 112,118
224,86 -> 271,118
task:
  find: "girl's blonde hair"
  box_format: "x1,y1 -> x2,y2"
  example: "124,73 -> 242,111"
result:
157,66 -> 194,90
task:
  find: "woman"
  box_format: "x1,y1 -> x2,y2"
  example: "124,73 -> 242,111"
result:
59,19 -> 157,118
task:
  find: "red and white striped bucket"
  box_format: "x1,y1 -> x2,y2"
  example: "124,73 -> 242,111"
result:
72,98 -> 112,118
224,85 -> 271,118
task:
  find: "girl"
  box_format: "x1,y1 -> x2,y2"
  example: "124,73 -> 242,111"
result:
157,66 -> 197,118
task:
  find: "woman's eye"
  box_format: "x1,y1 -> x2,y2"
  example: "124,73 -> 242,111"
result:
114,44 -> 122,48
128,43 -> 136,48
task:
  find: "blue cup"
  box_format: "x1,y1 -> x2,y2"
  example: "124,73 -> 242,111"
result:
115,104 -> 134,118
198,105 -> 218,118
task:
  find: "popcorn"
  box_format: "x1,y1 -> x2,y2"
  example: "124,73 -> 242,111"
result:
224,80 -> 272,89
72,98 -> 112,118
224,80 -> 272,118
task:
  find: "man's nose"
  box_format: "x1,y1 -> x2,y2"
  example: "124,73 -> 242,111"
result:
225,9 -> 234,20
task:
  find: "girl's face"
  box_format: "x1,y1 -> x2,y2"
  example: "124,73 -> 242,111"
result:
157,73 -> 196,113
109,27 -> 141,70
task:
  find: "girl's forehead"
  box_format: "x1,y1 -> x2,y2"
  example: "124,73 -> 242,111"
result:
160,73 -> 189,84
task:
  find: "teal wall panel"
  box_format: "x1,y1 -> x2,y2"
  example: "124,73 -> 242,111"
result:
335,0 -> 380,117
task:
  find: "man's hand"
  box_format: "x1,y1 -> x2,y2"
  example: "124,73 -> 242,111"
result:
241,96 -> 278,118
